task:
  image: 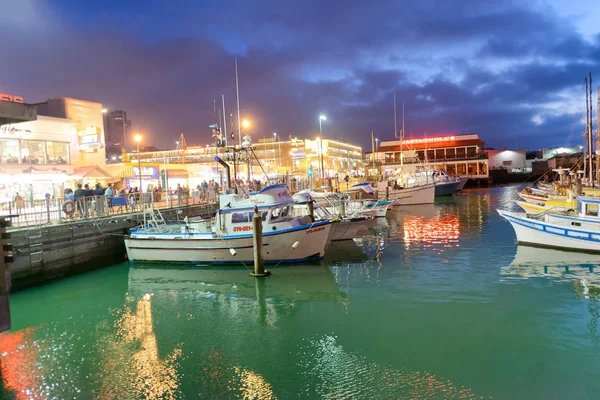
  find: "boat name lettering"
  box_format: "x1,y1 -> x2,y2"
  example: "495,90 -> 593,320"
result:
277,191 -> 287,198
307,226 -> 325,234
233,225 -> 252,232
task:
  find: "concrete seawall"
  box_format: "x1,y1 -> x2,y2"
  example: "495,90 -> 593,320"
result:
8,203 -> 217,290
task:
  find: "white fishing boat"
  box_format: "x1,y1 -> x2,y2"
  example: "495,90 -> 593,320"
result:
125,184 -> 333,264
498,196 -> 600,253
292,190 -> 371,241
375,180 -> 435,205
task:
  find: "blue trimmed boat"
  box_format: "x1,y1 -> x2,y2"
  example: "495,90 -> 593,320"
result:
498,196 -> 600,254
124,184 -> 333,264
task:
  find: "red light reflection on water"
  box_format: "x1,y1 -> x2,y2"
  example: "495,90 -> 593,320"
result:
403,214 -> 460,251
0,328 -> 42,399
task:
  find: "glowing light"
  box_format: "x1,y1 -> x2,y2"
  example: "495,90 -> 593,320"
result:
403,136 -> 455,145
319,115 -> 327,121
134,134 -> 142,143
242,119 -> 250,128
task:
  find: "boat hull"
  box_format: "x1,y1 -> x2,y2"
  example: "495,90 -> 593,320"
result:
498,209 -> 600,253
330,219 -> 366,241
125,221 -> 333,264
455,177 -> 469,191
434,181 -> 460,196
383,184 -> 435,206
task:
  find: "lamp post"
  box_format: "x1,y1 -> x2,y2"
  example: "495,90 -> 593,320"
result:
318,115 -> 326,180
135,134 -> 142,192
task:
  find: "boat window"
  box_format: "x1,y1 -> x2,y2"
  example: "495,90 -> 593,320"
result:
280,206 -> 289,217
586,203 -> 598,217
262,211 -> 268,221
231,212 -> 252,223
271,208 -> 281,219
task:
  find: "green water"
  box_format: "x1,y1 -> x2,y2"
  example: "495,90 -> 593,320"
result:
2,187 -> 600,399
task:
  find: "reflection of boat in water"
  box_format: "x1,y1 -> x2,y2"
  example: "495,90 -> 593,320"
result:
393,204 -> 437,218
501,246 -> 600,289
127,264 -> 342,302
324,240 -> 369,263
509,245 -> 600,267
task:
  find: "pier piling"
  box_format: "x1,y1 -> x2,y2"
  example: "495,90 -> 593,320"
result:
250,206 -> 270,277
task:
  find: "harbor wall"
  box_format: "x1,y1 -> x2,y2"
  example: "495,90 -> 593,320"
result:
7,204 -> 217,291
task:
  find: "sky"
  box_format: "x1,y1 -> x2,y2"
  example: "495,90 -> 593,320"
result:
1,0 -> 599,151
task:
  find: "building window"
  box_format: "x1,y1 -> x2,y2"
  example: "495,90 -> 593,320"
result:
457,163 -> 467,175
435,149 -> 445,159
0,139 -> 20,164
467,146 -> 477,157
447,164 -> 457,175
446,148 -> 455,159
456,148 -> 466,158
478,162 -> 488,175
416,150 -> 425,161
28,140 -> 45,164
467,163 -> 477,175
47,141 -> 70,164
426,150 -> 434,160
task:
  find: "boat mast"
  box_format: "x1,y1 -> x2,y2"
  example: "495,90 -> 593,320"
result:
222,95 -> 227,147
371,132 -> 376,173
235,58 -> 242,147
590,73 -> 594,187
586,76 -> 590,183
393,95 -> 404,166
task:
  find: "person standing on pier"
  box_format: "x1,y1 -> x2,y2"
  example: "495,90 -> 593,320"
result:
104,184 -> 114,214
74,184 -> 85,218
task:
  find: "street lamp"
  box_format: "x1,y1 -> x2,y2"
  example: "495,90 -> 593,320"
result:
375,137 -> 379,163
318,115 -> 326,180
134,134 -> 142,192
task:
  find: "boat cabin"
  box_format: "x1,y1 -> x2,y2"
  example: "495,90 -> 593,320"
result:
578,196 -> 600,219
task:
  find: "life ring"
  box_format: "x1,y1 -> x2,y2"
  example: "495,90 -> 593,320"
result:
62,200 -> 75,217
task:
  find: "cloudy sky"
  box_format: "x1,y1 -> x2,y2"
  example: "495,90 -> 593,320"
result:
1,0 -> 599,150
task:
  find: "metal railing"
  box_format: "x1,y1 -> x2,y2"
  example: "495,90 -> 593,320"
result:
0,190 -> 219,228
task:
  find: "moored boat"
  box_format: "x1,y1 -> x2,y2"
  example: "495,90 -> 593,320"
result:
498,196 -> 600,253
124,184 -> 333,264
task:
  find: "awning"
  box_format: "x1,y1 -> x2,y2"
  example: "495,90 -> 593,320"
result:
71,166 -> 113,179
166,169 -> 188,178
113,166 -> 133,178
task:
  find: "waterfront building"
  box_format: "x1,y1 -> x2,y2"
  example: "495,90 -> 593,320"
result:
0,97 -> 112,204
112,137 -> 364,190
366,133 -> 489,181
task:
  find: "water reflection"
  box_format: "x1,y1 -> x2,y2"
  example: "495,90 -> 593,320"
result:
98,292 -> 182,399
502,246 -> 600,342
501,246 -> 600,288
298,335 -> 483,398
402,214 -> 460,251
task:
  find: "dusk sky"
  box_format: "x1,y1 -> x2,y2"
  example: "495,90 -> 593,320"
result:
1,0 -> 599,151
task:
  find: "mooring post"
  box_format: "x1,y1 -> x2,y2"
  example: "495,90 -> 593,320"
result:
308,200 -> 315,222
250,205 -> 270,277
340,197 -> 345,217
385,186 -> 389,201
0,216 -> 15,333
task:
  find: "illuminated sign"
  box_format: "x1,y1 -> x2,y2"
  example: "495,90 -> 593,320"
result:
26,168 -> 67,175
77,126 -> 102,152
0,126 -> 32,139
403,136 -> 455,145
0,93 -> 23,103
133,166 -> 159,179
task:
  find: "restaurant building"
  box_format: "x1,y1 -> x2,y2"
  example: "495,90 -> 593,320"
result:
366,133 -> 489,181
115,136 -> 364,190
0,97 -> 112,205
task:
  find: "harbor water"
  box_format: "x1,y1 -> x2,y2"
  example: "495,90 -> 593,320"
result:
2,186 -> 600,399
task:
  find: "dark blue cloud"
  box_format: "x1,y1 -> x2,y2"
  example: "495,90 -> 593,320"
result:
0,0 -> 598,151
